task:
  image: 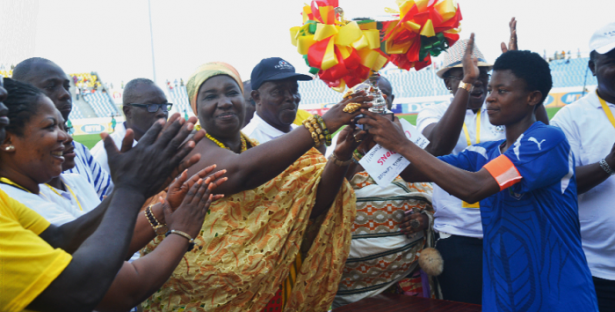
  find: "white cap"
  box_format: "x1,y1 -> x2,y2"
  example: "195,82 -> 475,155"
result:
589,22 -> 615,54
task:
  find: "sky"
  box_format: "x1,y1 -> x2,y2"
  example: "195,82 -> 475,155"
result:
0,0 -> 610,88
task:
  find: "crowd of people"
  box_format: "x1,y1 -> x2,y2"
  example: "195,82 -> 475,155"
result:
1,18 -> 614,312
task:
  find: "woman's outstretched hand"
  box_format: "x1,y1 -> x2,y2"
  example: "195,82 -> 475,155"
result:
321,91 -> 373,133
161,169 -> 227,238
166,165 -> 226,209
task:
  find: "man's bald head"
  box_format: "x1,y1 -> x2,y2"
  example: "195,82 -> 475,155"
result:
13,57 -> 73,120
123,78 -> 157,104
378,76 -> 395,110
122,78 -> 169,141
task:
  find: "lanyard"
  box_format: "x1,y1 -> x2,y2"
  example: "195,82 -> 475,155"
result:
597,91 -> 615,129
44,182 -> 83,211
0,177 -> 31,193
0,177 -> 51,201
462,109 -> 481,146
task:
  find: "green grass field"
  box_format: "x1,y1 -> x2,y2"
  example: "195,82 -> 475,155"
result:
73,107 -> 562,149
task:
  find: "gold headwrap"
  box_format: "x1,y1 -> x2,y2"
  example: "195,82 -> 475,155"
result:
186,62 -> 244,115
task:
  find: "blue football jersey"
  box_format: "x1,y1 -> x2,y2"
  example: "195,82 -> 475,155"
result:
439,122 -> 598,312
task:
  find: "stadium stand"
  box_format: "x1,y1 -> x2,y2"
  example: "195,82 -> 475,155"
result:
0,69 -> 12,78
82,91 -> 118,117
166,85 -> 191,114
68,104 -> 84,120
71,73 -> 99,88
549,58 -> 597,88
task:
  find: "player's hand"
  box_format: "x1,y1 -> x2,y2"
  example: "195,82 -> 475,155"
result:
357,110 -> 409,153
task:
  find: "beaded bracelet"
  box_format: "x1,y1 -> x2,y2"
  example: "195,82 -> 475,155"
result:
303,118 -> 323,147
313,114 -> 331,146
309,118 -> 326,145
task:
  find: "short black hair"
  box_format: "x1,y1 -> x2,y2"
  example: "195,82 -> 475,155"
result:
493,50 -> 552,105
590,50 -> 597,63
12,57 -> 54,82
2,78 -> 45,136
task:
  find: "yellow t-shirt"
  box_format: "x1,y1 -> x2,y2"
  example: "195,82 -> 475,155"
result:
0,189 -> 73,312
293,109 -> 313,126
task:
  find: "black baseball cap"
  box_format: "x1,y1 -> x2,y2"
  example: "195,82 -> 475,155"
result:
250,57 -> 312,90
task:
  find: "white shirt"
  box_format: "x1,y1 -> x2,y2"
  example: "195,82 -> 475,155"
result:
66,141 -> 112,200
551,91 -> 615,280
90,122 -> 138,175
242,113 -> 297,144
0,173 -> 142,263
0,173 -> 99,226
416,101 -> 506,238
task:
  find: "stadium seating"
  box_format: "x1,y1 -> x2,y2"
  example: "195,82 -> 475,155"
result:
71,73 -> 99,88
549,58 -> 597,88
68,104 -> 84,120
166,86 -> 192,114
83,91 -> 118,117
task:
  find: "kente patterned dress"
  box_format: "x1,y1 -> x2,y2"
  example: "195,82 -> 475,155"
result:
140,148 -> 356,312
333,172 -> 434,308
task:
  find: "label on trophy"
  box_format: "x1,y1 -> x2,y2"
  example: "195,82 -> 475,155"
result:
359,119 -> 430,187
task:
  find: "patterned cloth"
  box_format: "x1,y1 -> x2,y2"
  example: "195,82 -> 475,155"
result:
333,172 -> 434,308
141,148 -> 356,312
66,141 -> 112,200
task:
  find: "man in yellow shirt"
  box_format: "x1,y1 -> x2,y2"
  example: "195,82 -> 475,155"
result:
0,81 -> 203,311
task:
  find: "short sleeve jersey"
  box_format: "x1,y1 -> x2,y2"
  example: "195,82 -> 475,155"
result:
439,122 -> 598,311
0,190 -> 72,312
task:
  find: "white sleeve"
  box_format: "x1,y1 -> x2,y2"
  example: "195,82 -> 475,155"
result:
90,140 -> 110,175
416,103 -> 445,134
551,106 -> 583,166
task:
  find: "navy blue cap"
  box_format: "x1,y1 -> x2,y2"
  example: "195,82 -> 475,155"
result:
250,57 -> 312,90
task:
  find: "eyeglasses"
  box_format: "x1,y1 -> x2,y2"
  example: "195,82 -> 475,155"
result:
127,103 -> 173,113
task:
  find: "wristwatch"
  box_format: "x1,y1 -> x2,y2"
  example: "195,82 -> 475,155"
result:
458,81 -> 474,93
599,158 -> 614,175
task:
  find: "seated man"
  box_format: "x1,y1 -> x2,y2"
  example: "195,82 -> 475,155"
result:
0,79 -> 205,311
242,57 -> 311,144
12,57 -> 112,199
359,36 -> 598,311
91,78 -> 171,174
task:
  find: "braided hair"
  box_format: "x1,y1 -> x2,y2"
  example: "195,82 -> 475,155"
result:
2,78 -> 45,136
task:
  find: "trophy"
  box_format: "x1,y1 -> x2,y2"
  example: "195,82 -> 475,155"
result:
346,72 -> 394,130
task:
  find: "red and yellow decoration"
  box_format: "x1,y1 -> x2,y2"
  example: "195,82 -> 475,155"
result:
382,0 -> 462,71
290,0 -> 389,91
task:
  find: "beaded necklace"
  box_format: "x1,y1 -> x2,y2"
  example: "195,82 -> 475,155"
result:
206,132 -> 248,153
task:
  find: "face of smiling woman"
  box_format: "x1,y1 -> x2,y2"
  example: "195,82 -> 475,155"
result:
197,75 -> 245,139
3,96 -> 68,188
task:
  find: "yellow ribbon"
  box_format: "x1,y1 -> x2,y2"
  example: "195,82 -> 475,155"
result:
597,91 -> 615,129
462,109 -> 482,146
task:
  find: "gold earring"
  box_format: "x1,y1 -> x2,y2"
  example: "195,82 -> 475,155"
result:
4,145 -> 15,151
